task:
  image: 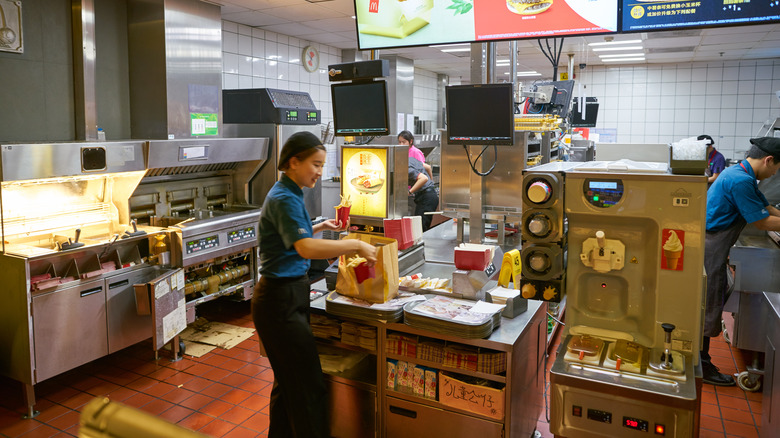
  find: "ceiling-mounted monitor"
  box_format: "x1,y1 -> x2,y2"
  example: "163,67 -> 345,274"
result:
354,0 -> 618,50
622,0 -> 780,32
331,80 -> 390,137
445,83 -> 515,145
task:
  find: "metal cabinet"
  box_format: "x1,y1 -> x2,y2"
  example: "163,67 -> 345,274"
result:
106,267 -> 159,354
764,292 -> 780,437
32,280 -> 108,382
385,395 -> 504,438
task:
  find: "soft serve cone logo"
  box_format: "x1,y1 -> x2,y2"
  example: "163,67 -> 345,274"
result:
662,229 -> 684,271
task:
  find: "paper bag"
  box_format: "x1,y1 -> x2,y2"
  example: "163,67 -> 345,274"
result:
336,233 -> 399,303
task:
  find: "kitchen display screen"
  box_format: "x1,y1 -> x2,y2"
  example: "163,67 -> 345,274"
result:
354,0 -> 618,50
622,0 -> 780,32
446,83 -> 515,145
331,81 -> 390,136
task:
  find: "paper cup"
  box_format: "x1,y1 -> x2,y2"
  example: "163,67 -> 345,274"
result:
354,262 -> 375,284
337,206 -> 351,228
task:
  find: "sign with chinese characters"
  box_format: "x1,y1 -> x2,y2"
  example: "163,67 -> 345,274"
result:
622,0 -> 780,32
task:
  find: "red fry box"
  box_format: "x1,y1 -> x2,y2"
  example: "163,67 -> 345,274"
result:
353,261 -> 375,284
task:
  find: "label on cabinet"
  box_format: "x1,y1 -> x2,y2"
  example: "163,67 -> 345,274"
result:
439,372 -> 505,420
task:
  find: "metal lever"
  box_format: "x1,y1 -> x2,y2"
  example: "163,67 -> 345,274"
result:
122,219 -> 147,239
660,322 -> 675,369
59,228 -> 85,251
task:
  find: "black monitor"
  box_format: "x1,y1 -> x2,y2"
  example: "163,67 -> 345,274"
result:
526,80 -> 575,117
570,97 -> 599,128
331,80 -> 390,136
445,83 -> 514,145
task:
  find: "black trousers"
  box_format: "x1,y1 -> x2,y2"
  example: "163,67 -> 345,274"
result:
413,187 -> 439,231
252,275 -> 328,438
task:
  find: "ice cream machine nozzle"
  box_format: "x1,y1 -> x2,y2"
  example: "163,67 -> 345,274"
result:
579,230 -> 625,273
660,323 -> 675,369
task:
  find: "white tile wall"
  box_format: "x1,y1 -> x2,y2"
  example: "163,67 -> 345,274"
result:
581,59 -> 780,160
222,21 -> 443,135
222,21 -> 341,128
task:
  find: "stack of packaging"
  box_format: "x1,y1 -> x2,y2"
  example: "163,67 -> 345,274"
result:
443,345 -> 479,372
387,359 -> 438,400
311,314 -> 341,340
341,321 -> 378,350
386,333 -> 418,357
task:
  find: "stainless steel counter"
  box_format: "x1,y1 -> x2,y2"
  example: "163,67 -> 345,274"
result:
728,227 -> 780,352
763,291 -> 780,436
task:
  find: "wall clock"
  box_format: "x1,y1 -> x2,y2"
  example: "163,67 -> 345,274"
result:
302,45 -> 319,73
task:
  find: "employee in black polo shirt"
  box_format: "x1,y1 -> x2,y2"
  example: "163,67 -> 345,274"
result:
253,131 -> 377,438
408,155 -> 439,231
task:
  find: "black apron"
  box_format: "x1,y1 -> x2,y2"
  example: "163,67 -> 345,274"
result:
703,217 -> 746,337
703,161 -> 754,337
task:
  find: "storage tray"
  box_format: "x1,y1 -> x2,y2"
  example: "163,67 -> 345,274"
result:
403,296 -> 501,339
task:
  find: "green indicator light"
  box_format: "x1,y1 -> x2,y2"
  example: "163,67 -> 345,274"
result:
593,196 -> 599,201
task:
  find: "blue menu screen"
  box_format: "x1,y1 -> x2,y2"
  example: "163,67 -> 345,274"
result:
622,0 -> 780,32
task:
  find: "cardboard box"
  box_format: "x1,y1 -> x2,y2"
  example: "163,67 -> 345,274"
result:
387,359 -> 397,390
438,372 -> 505,420
413,366 -> 425,397
424,368 -> 438,400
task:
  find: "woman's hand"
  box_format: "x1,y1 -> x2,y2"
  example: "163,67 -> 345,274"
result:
313,218 -> 348,233
357,241 -> 378,266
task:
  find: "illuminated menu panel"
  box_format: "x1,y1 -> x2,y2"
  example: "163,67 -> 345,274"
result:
228,226 -> 256,244
341,147 -> 388,218
622,0 -> 780,32
186,235 -> 220,254
355,0 -> 617,50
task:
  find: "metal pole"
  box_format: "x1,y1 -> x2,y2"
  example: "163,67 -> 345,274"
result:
567,53 -> 575,80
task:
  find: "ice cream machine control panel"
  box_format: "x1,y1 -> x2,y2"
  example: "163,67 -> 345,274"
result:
582,179 -> 624,208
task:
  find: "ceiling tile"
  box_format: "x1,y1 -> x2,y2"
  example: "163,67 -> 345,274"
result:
261,4 -> 345,21
222,11 -> 289,27
260,22 -> 324,36
304,17 -> 357,32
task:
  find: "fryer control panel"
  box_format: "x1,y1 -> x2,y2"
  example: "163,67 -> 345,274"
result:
228,226 -> 256,244
186,235 -> 220,254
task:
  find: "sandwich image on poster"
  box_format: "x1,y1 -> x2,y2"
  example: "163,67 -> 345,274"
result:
342,148 -> 388,218
475,0 -> 618,40
356,0 -> 476,49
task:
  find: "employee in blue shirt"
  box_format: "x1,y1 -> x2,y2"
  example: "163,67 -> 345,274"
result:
253,131 -> 377,437
704,137 -> 780,386
699,134 -> 726,187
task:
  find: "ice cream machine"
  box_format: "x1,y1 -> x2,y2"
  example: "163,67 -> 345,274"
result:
521,162 -> 707,438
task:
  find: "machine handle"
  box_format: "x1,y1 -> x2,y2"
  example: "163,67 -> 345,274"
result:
388,405 -> 417,419
109,279 -> 130,290
661,323 -> 676,333
80,287 -> 103,297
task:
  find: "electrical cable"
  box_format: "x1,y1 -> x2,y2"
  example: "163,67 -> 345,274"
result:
463,143 -> 498,176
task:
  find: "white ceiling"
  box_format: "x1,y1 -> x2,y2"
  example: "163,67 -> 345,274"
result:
212,0 -> 780,81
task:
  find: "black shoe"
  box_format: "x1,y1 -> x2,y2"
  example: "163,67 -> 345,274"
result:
702,361 -> 735,386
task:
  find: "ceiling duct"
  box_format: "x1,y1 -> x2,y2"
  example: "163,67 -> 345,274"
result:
645,29 -> 703,39
127,0 -> 223,140
647,46 -> 698,54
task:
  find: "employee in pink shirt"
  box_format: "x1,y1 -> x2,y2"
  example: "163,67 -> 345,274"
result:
398,130 -> 432,180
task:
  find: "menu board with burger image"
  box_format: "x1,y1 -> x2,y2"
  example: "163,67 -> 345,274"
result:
342,148 -> 389,219
355,0 -> 617,50
622,0 -> 780,32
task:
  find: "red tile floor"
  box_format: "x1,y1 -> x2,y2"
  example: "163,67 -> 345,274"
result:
0,303 -> 765,438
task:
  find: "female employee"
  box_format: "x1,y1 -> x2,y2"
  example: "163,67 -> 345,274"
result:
253,131 -> 377,437
398,130 -> 433,180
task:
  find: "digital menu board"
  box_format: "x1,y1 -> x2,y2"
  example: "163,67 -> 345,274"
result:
354,0 -> 618,50
341,148 -> 388,218
622,0 -> 780,32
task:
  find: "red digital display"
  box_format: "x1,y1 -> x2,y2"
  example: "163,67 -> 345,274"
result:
623,416 -> 648,432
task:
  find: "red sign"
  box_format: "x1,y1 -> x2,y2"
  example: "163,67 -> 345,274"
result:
661,229 -> 685,271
